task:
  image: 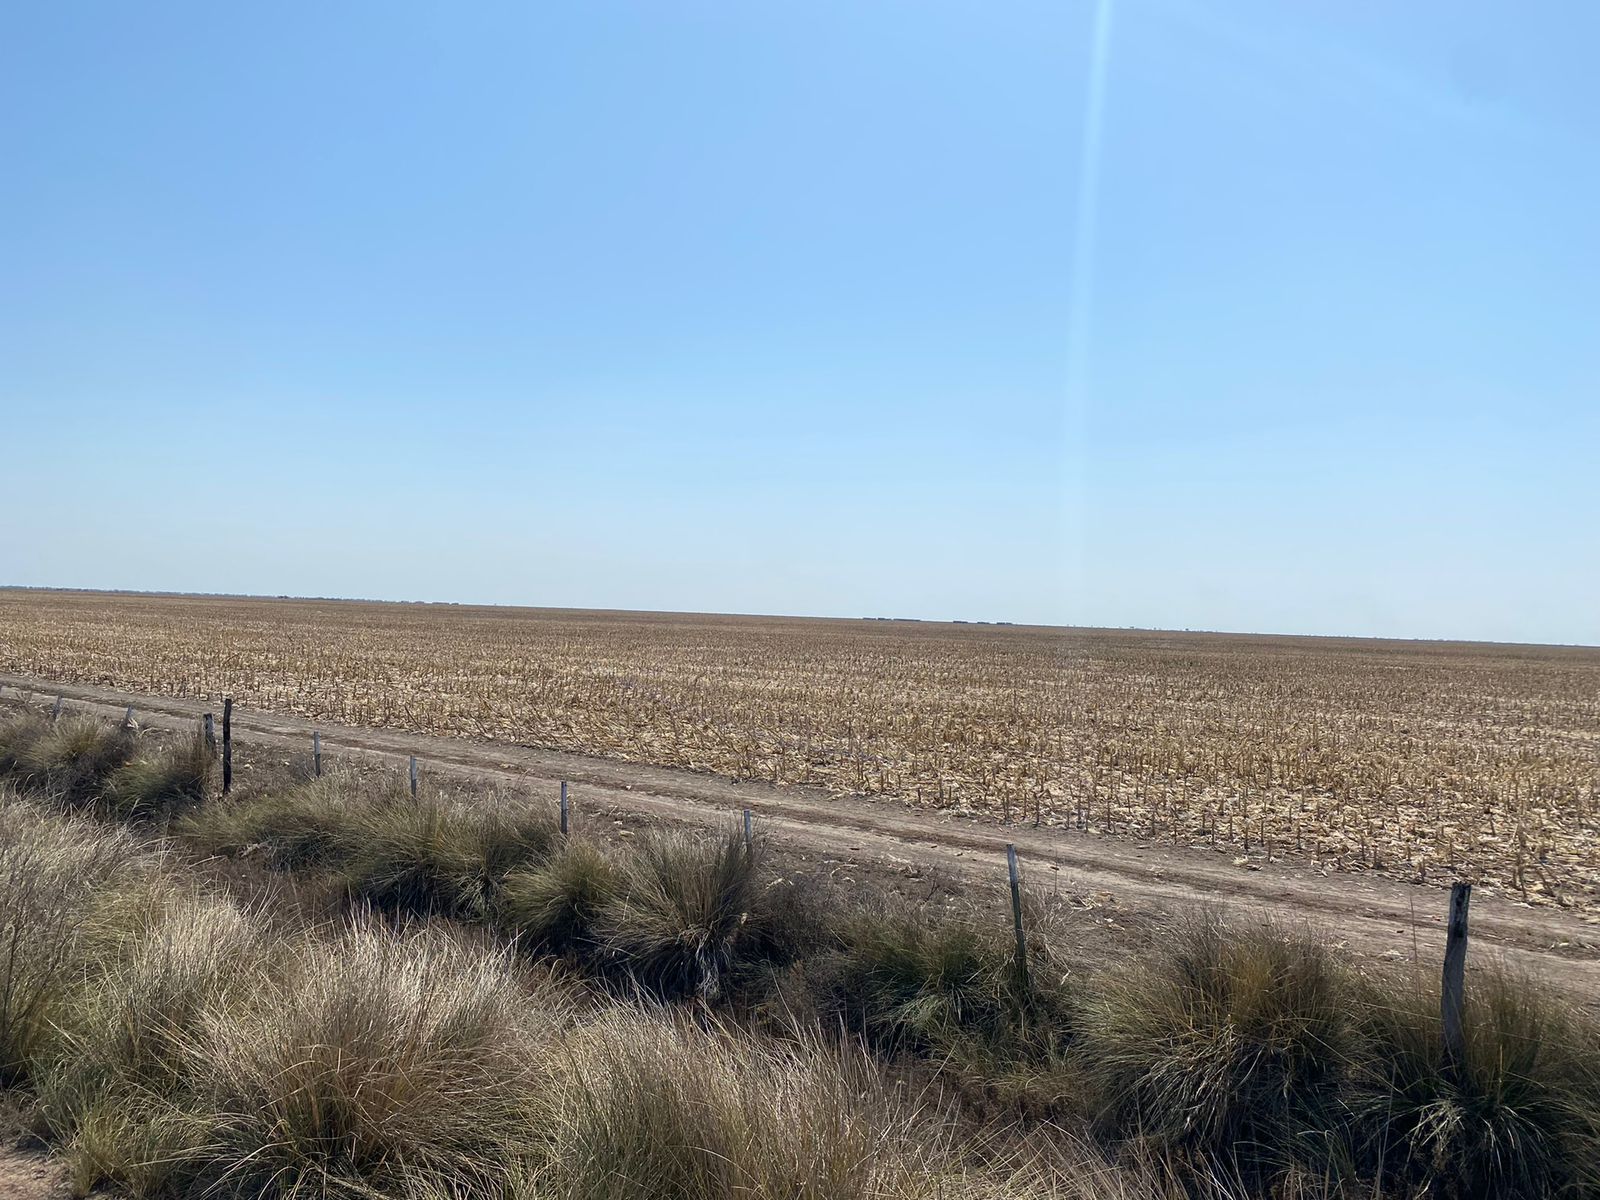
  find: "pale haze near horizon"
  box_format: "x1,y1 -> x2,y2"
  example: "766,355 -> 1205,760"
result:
2,1 -> 1596,646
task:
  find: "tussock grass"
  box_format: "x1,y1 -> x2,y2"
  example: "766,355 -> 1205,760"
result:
178,772 -> 373,866
807,900 -> 1078,1118
37,886 -> 271,1195
183,769 -> 557,919
0,711 -> 207,822
819,902 -> 1068,1062
543,1008 -> 935,1200
342,796 -> 557,920
498,837 -> 619,953
101,728 -> 215,822
187,922 -> 552,1199
1354,965 -> 1600,1200
0,712 -> 41,774
0,715 -> 135,807
1079,914 -> 1359,1180
595,826 -> 780,1001
823,909 -> 1039,1050
0,794 -> 148,1084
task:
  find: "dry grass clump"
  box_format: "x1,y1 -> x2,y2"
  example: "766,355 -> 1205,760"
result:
35,887 -> 273,1196
820,909 -> 1047,1051
185,923 -> 552,1200
343,796 -> 557,920
0,714 -> 135,808
184,769 -> 557,919
1079,915 -> 1360,1181
497,837 -> 619,954
540,1008 -> 937,1200
178,772 -> 370,867
0,712 -> 208,823
0,794 -> 148,1084
100,728 -> 215,821
1353,966 -> 1600,1200
593,827 -> 816,1002
801,900 -> 1078,1119
1077,914 -> 1600,1198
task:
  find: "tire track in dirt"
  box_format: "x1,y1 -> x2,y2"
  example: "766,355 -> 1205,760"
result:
5,673 -> 1598,1003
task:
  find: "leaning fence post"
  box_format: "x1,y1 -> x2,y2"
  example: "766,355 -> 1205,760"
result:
221,698 -> 233,795
409,755 -> 419,798
1006,844 -> 1029,991
559,781 -> 569,834
312,731 -> 322,778
743,808 -> 754,851
203,712 -> 215,753
51,694 -> 64,721
1441,881 -> 1472,1083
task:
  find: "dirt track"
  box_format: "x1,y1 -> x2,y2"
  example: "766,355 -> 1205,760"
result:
5,672 -> 1598,1004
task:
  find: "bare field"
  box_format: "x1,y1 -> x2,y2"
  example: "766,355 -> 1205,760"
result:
2,588 -> 1597,910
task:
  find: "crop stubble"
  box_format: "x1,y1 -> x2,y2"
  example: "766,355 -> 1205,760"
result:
1,589 -> 1596,910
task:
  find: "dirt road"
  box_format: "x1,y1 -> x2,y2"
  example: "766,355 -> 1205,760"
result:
5,672 -> 1598,1003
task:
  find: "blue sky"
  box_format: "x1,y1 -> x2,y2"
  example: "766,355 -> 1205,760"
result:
2,1 -> 1595,644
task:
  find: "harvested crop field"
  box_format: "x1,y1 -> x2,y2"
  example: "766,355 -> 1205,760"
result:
1,588 -> 1597,910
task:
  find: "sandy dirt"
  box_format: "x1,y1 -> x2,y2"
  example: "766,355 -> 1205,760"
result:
0,1148 -> 71,1200
4,671 -> 1598,1006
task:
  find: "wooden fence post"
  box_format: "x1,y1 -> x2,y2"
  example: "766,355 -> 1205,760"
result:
312,731 -> 322,778
203,712 -> 215,753
1006,844 -> 1029,991
743,808 -> 753,851
221,699 -> 233,795
1442,881 -> 1471,1083
51,695 -> 63,721
559,781 -> 569,834
409,755 -> 419,798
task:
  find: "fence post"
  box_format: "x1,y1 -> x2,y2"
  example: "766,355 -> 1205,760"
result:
1006,844 -> 1029,991
221,699 -> 233,795
743,808 -> 753,851
312,731 -> 322,778
1441,881 -> 1472,1084
559,781 -> 569,834
51,695 -> 63,721
409,755 -> 419,798
203,712 -> 215,753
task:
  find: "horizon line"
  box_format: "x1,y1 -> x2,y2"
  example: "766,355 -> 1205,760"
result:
3,583 -> 1595,653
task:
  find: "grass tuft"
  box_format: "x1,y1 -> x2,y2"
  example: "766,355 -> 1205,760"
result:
186,921 -> 552,1200
1354,964 -> 1600,1200
0,793 -> 147,1084
596,826 -> 765,1001
178,772 -> 373,867
343,796 -> 557,920
36,886 -> 269,1195
183,770 -> 557,919
818,900 -> 1075,1078
0,715 -> 136,808
543,1008 -> 934,1200
498,837 -> 619,954
1079,913 -> 1359,1179
101,730 -> 215,822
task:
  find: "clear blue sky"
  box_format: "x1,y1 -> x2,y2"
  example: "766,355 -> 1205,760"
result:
2,1 -> 1596,644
